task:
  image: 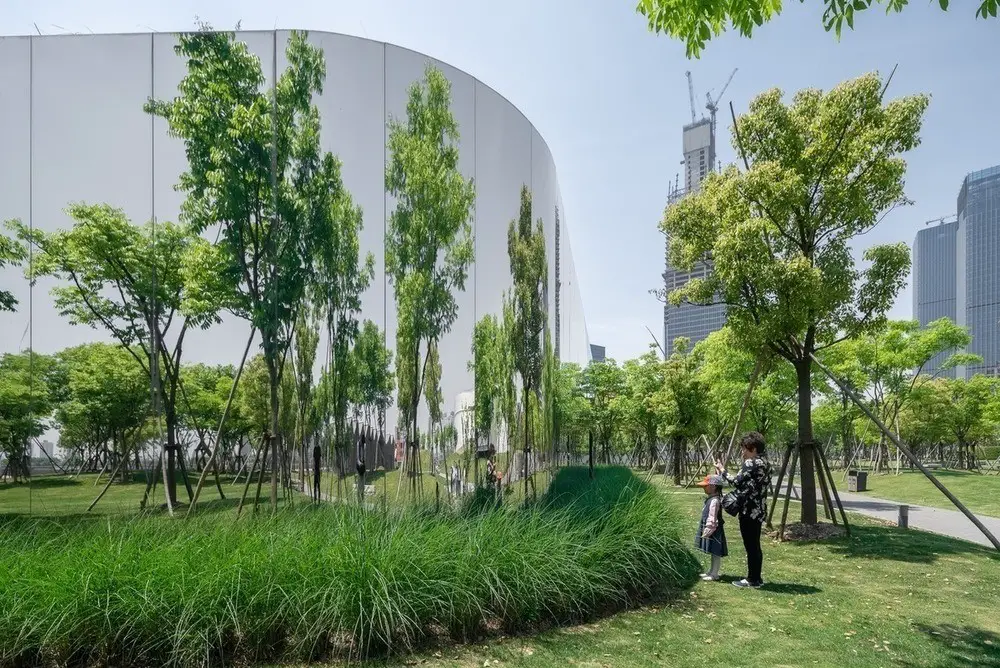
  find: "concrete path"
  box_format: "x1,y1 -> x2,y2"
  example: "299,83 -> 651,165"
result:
775,480 -> 1000,549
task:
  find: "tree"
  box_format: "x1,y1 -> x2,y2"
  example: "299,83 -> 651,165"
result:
12,205 -> 217,504
659,338 -> 713,485
636,0 -> 999,58
696,328 -> 797,444
662,73 -> 927,523
0,352 -> 56,482
292,313 -> 320,489
581,359 -> 626,463
507,186 -> 548,495
350,320 -> 394,434
385,63 -> 476,458
619,348 -> 670,467
939,376 -> 997,470
470,314 -> 504,448
0,231 -> 26,312
553,362 -> 591,456
148,28 -> 341,509
54,344 -> 149,482
822,318 -> 979,471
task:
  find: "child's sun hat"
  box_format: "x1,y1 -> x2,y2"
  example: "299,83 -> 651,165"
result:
695,474 -> 725,488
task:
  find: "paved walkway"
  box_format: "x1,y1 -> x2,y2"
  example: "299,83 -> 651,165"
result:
775,480 -> 1000,549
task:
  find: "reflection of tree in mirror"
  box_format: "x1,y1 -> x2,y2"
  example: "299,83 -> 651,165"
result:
385,63 -> 475,492
0,230 -> 26,313
507,186 -> 548,497
0,351 -> 57,482
147,27 -> 367,510
11,205 -> 219,505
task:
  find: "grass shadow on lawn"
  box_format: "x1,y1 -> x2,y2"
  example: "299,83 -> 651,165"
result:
820,523 -> 999,564
898,624 -> 1000,668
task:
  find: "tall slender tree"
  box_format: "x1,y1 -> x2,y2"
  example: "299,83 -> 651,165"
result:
147,28 -> 346,508
385,63 -> 475,462
507,186 -> 548,496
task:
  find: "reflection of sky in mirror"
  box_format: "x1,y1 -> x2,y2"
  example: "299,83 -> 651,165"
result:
2,0 -> 999,365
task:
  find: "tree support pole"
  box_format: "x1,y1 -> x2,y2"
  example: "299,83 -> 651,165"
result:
766,443 -> 792,529
811,352 -> 1000,551
776,446 -> 799,542
817,438 -> 850,535
188,327 -> 255,516
88,453 -> 128,513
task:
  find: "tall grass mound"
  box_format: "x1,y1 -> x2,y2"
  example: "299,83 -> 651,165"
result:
0,466 -> 697,667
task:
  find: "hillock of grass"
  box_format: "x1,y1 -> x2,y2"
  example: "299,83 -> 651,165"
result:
0,466 -> 697,667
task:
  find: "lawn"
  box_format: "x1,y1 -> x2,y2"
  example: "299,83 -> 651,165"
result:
846,468 -> 1000,519
351,484 -> 1000,668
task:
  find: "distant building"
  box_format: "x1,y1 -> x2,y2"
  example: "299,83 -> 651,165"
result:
913,165 -> 1000,379
662,118 -> 727,352
912,219 -> 958,378
589,344 -> 606,363
957,165 -> 1000,377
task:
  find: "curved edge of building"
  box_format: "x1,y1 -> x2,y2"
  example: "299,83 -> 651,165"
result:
0,29 -> 591,438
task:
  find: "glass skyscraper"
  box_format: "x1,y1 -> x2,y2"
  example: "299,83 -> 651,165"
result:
912,220 -> 958,378
957,165 -> 1000,377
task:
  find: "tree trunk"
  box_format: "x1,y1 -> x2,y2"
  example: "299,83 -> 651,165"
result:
672,434 -> 683,486
165,406 -> 179,505
523,382 -> 531,500
795,358 -> 818,525
267,356 -> 280,510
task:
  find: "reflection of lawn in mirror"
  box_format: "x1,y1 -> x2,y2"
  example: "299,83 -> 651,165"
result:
842,468 -> 1000,518
314,448 -> 558,509
0,472 -> 285,517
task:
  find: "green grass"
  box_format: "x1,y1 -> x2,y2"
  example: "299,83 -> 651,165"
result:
0,466 -> 696,667
846,468 -> 1000,518
358,484 -> 999,668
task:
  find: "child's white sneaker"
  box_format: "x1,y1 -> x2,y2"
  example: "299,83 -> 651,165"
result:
701,574 -> 720,582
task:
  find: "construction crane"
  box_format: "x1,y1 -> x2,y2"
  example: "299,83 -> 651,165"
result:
706,68 -> 738,135
685,71 -> 697,124
924,214 -> 957,226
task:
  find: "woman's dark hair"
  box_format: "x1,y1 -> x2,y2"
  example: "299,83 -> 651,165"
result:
739,431 -> 766,456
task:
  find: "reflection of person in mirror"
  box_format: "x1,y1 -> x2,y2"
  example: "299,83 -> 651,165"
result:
312,443 -> 321,503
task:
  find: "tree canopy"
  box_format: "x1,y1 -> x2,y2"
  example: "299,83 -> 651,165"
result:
636,0 -> 999,58
661,72 -> 927,523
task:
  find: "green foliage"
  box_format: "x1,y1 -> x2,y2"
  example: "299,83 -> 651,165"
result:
385,63 -> 476,439
636,0 -> 998,58
53,343 -> 150,460
582,359 -> 626,456
0,467 -> 696,666
0,229 -> 26,312
662,72 -> 927,520
507,186 -> 549,444
617,348 -> 671,450
424,341 -> 443,427
0,352 -> 57,480
470,314 -> 504,441
350,320 -> 394,427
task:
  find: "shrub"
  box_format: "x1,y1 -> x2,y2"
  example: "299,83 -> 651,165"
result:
0,467 -> 697,666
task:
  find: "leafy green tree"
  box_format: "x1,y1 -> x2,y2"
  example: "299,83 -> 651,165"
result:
553,362 -> 591,455
148,28 -> 344,508
0,352 -> 56,481
581,359 -> 626,463
696,328 -> 797,444
0,231 -> 26,312
662,73 -> 927,523
13,205 -> 217,503
938,375 -> 997,470
385,63 -> 476,453
54,344 -> 149,482
350,319 -> 394,433
618,348 -> 670,467
659,338 -> 713,485
292,314 -> 320,488
636,0 -> 999,58
822,318 -> 979,470
470,314 -> 504,447
507,186 -> 548,493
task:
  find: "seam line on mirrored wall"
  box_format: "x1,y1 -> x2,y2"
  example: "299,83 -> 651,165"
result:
383,42 -> 387,350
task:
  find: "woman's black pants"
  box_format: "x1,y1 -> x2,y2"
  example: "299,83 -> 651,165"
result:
739,513 -> 764,584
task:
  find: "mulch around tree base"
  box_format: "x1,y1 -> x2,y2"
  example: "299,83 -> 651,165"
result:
767,522 -> 846,542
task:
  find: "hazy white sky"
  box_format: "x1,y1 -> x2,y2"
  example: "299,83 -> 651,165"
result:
3,0 -> 998,361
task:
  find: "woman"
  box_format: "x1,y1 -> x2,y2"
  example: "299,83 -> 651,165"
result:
716,431 -> 772,589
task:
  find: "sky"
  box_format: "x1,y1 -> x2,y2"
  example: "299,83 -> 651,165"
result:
2,0 -> 999,363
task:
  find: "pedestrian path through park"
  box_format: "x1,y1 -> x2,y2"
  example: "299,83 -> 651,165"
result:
775,480 -> 1000,548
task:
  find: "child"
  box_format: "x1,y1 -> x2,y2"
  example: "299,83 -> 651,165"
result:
695,473 -> 728,582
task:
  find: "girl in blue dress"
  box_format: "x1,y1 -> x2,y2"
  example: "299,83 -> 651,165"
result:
695,473 -> 728,581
